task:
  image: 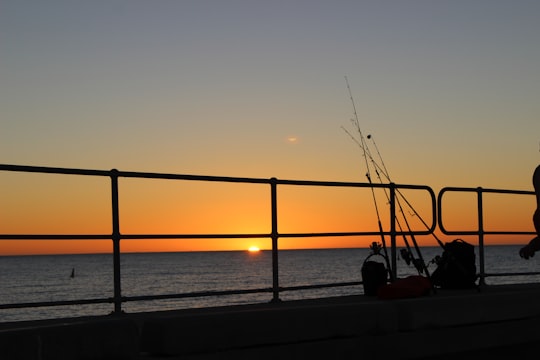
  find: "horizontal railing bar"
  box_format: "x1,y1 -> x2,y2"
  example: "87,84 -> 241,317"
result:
124,281 -> 364,303
0,228 -> 435,241
0,234 -> 271,240
484,272 -> 540,277
123,230 -> 434,239
123,233 -> 271,239
124,287 -> 274,303
0,282 -> 367,311
117,170 -> 271,184
436,231 -> 536,236
0,297 -> 112,310
0,234 -> 113,240
279,281 -> 363,292
1,163 -> 435,190
276,178 -> 434,190
0,282 -> 365,311
0,164 -> 272,184
276,178 -> 379,187
439,186 -> 534,196
0,164 -> 111,177
278,230 -> 434,238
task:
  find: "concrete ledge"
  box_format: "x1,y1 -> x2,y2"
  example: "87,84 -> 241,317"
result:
392,315 -> 540,359
0,318 -> 139,360
140,301 -> 397,356
139,285 -> 540,358
3,284 -> 540,359
0,331 -> 40,360
165,334 -> 393,360
394,286 -> 540,331
179,316 -> 540,360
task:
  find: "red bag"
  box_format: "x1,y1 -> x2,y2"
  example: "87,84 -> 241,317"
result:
377,275 -> 432,300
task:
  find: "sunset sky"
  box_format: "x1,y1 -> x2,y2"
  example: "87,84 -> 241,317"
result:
1,1 -> 539,255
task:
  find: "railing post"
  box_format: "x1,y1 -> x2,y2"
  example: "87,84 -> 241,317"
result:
389,183 -> 397,281
270,178 -> 280,302
477,187 -> 486,286
110,169 -> 122,313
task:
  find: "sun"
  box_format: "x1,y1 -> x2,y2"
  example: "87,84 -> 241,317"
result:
248,246 -> 260,252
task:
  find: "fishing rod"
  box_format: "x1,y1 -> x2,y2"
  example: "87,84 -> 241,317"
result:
367,135 -> 446,250
343,124 -> 424,275
344,125 -> 445,250
342,79 -> 447,279
367,134 -> 433,276
344,76 -> 393,280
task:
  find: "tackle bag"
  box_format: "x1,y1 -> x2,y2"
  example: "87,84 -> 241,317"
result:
361,243 -> 389,296
362,260 -> 387,296
431,239 -> 477,289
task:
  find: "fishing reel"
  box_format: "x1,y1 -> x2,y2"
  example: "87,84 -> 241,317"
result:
369,241 -> 383,255
401,248 -> 427,274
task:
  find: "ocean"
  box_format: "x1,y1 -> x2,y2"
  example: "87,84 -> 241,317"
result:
1,245 -> 539,323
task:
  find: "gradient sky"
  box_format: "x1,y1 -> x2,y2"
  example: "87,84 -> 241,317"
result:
1,1 -> 539,254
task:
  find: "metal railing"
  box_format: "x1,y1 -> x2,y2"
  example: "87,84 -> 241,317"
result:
1,164 -> 436,314
1,164 -> 538,316
438,186 -> 538,285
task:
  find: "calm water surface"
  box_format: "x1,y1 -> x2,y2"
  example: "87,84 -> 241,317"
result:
1,246 -> 539,322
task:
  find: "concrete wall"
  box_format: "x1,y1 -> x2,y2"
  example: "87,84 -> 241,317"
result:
2,285 -> 540,359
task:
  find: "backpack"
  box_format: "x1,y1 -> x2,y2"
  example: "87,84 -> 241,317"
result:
431,239 -> 477,289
